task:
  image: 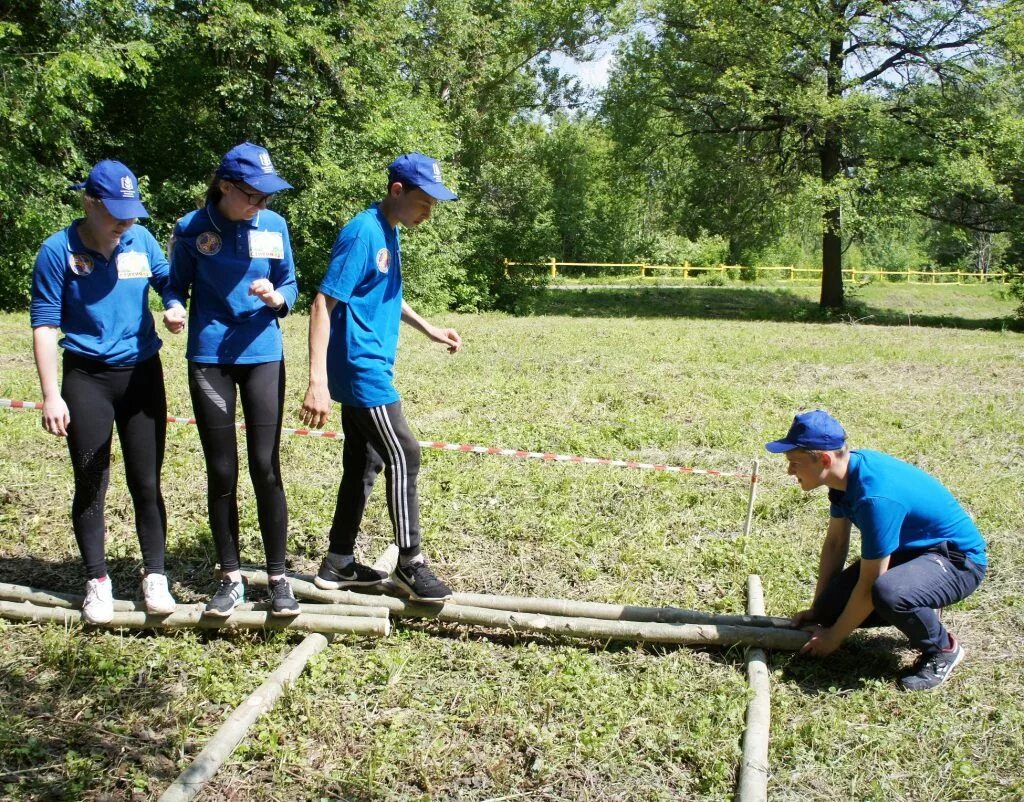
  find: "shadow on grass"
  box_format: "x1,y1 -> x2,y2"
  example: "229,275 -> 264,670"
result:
529,286 -> 1015,331
774,630 -> 912,694
0,559 -> 182,800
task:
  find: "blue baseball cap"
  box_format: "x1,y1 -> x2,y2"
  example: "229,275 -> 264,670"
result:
387,152 -> 457,201
71,160 -> 149,220
216,142 -> 293,193
765,410 -> 847,453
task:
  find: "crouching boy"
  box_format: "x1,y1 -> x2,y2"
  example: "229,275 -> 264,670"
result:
766,410 -> 987,691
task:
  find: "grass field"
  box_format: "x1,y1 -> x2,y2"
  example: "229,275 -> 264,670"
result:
1,283 -> 1022,801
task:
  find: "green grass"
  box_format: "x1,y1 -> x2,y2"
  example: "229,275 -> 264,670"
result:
1,282 -> 1023,800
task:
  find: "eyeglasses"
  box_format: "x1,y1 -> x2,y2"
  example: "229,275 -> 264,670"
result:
231,182 -> 275,207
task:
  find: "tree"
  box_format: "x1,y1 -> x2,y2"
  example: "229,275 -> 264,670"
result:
607,0 -> 1007,308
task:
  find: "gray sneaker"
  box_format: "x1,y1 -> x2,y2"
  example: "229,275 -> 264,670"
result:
314,556 -> 386,589
205,578 -> 245,617
268,577 -> 300,617
900,634 -> 964,691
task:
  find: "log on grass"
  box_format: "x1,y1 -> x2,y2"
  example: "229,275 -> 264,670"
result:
243,571 -> 810,650
737,575 -> 771,802
447,590 -> 795,630
268,570 -> 796,631
0,582 -> 388,619
358,542 -> 795,629
0,581 -> 138,611
371,543 -> 400,575
159,633 -> 332,802
0,600 -> 389,637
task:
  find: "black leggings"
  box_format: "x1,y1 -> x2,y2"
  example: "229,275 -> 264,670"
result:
188,360 -> 288,575
329,401 -> 422,557
62,352 -> 168,579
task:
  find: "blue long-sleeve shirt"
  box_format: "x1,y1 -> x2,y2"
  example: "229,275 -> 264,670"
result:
168,205 -> 298,364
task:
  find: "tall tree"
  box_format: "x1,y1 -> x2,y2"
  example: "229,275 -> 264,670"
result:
608,0 -> 1006,307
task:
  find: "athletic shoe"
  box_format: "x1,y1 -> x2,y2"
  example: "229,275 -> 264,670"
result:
204,578 -> 245,617
82,577 -> 114,624
314,556 -> 386,590
900,634 -> 964,691
268,577 -> 300,617
392,559 -> 452,602
142,573 -> 176,615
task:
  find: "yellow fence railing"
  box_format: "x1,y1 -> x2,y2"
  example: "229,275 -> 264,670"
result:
503,259 -> 1010,285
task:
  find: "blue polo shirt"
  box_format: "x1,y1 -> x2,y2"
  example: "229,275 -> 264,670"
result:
167,205 -> 298,364
320,205 -> 402,408
828,450 -> 987,566
30,221 -> 172,366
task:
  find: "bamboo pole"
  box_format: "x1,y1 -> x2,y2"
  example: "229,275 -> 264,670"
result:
743,459 -> 760,538
737,575 -> 771,802
241,571 -> 810,650
0,582 -> 389,619
0,600 -> 390,637
159,633 -> 332,802
244,569 -> 796,630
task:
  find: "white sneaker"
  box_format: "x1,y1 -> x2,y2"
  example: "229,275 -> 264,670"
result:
142,573 -> 177,615
82,577 -> 114,624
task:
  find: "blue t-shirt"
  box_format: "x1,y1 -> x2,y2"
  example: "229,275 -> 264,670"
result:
30,221 -> 172,366
167,205 -> 298,364
828,450 -> 987,566
319,205 -> 402,408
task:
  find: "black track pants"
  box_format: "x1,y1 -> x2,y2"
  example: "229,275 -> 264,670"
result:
328,402 -> 422,557
62,352 -> 168,579
188,360 -> 288,575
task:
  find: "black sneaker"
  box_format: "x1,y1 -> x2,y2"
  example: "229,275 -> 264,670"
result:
900,634 -> 964,691
314,556 -> 386,589
392,559 -> 452,602
205,578 -> 245,617
268,577 -> 300,617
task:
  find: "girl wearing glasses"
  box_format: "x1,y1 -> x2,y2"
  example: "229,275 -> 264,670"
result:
164,142 -> 300,617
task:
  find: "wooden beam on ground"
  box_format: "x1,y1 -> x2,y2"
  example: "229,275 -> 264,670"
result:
737,575 -> 771,802
0,600 -> 390,637
158,633 -> 332,802
242,570 -> 811,651
265,568 -> 796,630
0,581 -> 389,619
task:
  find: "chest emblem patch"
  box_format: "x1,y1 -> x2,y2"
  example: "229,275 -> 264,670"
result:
68,253 -> 95,276
376,247 -> 390,274
197,231 -> 222,256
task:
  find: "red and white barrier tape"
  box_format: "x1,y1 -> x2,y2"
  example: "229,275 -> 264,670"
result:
2,398 -> 754,481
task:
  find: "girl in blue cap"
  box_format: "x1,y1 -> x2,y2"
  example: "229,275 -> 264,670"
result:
30,160 -> 179,623
164,142 -> 300,617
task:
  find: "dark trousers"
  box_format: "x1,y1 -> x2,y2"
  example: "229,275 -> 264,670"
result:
188,360 -> 288,575
811,543 -> 986,655
62,352 -> 168,579
328,401 -> 421,557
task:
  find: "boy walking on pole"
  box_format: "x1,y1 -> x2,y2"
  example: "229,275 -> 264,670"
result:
766,410 -> 987,691
300,153 -> 461,601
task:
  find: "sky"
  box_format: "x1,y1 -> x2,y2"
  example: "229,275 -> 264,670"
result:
548,36 -> 620,92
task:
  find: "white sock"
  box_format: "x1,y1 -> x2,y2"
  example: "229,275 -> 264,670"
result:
399,553 -> 425,567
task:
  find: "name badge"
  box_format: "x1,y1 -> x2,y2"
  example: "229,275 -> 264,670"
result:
248,230 -> 284,260
116,251 -> 152,279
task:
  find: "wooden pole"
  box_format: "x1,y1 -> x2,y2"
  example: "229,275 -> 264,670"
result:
241,571 -> 810,651
0,582 -> 389,619
743,459 -> 760,538
158,633 -> 332,802
241,570 -> 797,630
737,575 -> 771,802
0,600 -> 390,637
